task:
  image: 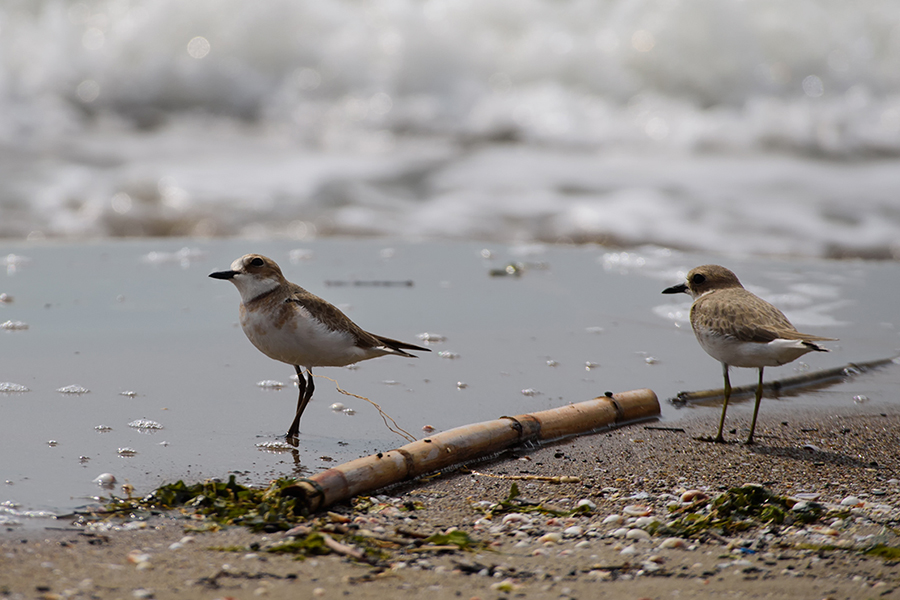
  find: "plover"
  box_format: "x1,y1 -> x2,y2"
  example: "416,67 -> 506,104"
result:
210,254 -> 429,438
663,265 -> 836,444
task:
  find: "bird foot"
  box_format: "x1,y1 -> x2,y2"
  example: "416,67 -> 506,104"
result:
285,432 -> 300,447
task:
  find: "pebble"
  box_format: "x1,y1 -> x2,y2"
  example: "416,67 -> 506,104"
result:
603,514 -> 624,525
841,496 -> 863,507
659,537 -> 686,549
626,529 -> 651,541
563,525 -> 583,538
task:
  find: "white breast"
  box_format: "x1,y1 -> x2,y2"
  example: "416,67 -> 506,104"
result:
240,303 -> 387,368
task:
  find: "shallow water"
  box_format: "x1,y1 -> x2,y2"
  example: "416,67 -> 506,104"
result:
0,239 -> 898,525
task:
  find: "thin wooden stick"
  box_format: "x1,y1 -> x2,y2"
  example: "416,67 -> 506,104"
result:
315,374 -> 417,443
670,357 -> 897,404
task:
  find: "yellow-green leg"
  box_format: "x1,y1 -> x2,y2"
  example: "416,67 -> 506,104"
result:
746,367 -> 764,445
714,363 -> 731,443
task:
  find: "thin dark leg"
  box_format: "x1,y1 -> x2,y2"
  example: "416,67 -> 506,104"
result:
746,367 -> 764,445
286,366 -> 315,439
714,363 -> 731,443
287,365 -> 307,439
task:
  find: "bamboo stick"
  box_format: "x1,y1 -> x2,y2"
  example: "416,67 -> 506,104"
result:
670,357 -> 897,404
283,388 -> 659,513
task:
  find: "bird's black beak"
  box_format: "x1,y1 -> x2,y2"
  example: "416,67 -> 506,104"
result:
662,282 -> 688,294
209,270 -> 237,280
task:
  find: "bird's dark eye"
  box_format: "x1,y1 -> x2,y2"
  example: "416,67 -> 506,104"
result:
250,257 -> 264,267
691,273 -> 706,285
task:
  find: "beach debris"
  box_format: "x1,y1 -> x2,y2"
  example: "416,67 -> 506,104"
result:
1,320 -> 28,330
119,390 -> 138,397
416,332 -> 446,343
128,419 -> 163,430
57,385 -> 90,394
520,388 -> 539,396
256,441 -> 295,452
93,473 -> 116,487
438,351 -> 460,359
257,380 -> 285,389
0,382 -> 29,392
342,407 -> 356,416
0,293 -> 12,303
585,361 -> 599,370
456,381 -> 468,389
94,425 -> 113,432
546,359 -> 559,367
489,262 -> 524,277
117,448 -> 137,457
422,424 -> 436,433
330,402 -> 345,412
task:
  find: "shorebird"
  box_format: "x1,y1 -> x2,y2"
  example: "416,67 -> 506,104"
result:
663,265 -> 836,444
210,254 -> 429,439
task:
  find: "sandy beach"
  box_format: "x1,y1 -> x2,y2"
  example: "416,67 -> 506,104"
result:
3,401 -> 899,600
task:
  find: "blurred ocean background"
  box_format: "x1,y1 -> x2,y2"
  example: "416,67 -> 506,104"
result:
2,0 -> 900,258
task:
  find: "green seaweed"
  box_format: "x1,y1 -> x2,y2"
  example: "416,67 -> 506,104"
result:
864,544 -> 900,561
424,530 -> 480,550
105,475 -> 304,532
658,484 -> 825,538
473,482 -> 593,518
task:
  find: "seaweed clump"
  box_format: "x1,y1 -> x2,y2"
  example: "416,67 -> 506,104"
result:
105,475 -> 303,532
652,484 -> 825,538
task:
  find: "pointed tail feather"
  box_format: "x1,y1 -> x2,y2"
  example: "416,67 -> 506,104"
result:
374,334 -> 431,358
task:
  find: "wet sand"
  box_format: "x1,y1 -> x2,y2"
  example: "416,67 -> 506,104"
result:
2,403 -> 900,600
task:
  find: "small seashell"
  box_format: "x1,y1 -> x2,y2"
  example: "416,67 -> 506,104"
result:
93,473 -> 116,486
456,382 -> 468,389
341,407 -> 356,416
603,514 -> 625,525
520,388 -> 539,397
633,516 -> 658,528
0,320 -> 28,330
793,492 -> 820,501
681,490 -> 709,503
659,537 -> 686,549
576,499 -> 596,510
501,513 -> 532,526
94,425 -> 112,432
807,526 -> 839,536
117,448 -> 137,457
438,351 -> 460,359
610,527 -> 630,538
626,529 -> 651,541
584,361 -> 599,370
422,424 -> 435,433
119,390 -> 137,398
126,550 -> 151,565
47,440 -> 58,447
620,544 -> 638,555
538,532 -> 562,544
0,293 -> 12,303
852,394 -> 868,404
840,496 -> 863,507
330,402 -> 345,412
623,504 -> 652,517
644,356 -> 659,365
546,360 -> 559,367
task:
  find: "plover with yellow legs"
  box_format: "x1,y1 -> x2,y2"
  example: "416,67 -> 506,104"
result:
210,254 -> 429,439
663,265 -> 836,444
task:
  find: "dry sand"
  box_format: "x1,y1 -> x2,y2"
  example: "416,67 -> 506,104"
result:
3,404 -> 900,600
